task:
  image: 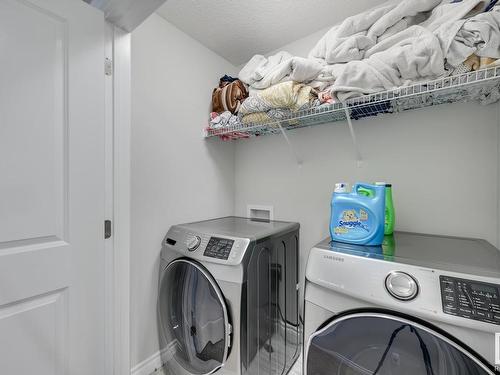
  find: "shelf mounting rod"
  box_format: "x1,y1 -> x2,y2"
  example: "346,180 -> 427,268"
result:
343,106 -> 363,167
277,123 -> 303,166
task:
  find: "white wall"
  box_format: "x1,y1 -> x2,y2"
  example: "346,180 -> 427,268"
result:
130,13 -> 500,370
130,13 -> 236,368
233,33 -> 500,288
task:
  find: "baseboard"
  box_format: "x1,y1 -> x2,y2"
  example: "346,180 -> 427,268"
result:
130,350 -> 164,375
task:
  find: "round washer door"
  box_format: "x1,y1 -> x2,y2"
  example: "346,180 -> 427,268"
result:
305,312 -> 495,375
158,259 -> 231,375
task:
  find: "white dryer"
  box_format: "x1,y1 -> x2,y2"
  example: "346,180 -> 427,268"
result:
304,232 -> 500,374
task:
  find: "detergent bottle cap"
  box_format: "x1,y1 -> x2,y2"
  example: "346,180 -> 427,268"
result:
334,183 -> 349,193
375,182 -> 392,187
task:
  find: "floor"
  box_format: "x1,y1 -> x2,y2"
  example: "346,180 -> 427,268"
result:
149,354 -> 303,375
150,368 -> 164,375
289,354 -> 303,375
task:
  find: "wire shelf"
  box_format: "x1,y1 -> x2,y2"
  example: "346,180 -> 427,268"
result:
204,66 -> 500,140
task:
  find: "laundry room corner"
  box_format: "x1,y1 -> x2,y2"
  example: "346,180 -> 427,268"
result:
130,13 -> 238,372
132,3 -> 500,374
233,28 -> 500,297
5,1 -> 500,375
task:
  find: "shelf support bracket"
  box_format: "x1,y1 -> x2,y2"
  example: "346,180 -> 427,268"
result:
343,106 -> 363,167
277,123 -> 303,166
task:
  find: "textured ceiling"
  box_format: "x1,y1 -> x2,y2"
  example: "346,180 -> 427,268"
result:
156,0 -> 389,65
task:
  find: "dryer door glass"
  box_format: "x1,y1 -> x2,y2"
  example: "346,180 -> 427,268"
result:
305,313 -> 494,375
158,259 -> 230,375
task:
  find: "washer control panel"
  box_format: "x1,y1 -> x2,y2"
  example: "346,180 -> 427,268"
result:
440,275 -> 500,325
204,237 -> 235,260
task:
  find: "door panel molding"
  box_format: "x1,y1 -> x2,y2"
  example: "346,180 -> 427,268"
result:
0,288 -> 68,375
0,0 -> 69,245
0,0 -> 106,374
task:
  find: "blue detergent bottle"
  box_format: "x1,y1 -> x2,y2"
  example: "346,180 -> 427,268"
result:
330,182 -> 386,246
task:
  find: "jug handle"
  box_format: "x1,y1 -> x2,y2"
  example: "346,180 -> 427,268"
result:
354,183 -> 378,197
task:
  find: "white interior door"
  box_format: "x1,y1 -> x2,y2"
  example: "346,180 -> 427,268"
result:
0,0 -> 106,374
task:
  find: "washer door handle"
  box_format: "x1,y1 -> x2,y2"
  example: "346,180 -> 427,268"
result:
385,271 -> 419,301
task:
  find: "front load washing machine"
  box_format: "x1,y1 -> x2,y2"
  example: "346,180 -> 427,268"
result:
158,217 -> 301,375
304,232 -> 500,375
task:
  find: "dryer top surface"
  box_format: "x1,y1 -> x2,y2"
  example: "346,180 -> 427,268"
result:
175,216 -> 299,241
313,231 -> 500,280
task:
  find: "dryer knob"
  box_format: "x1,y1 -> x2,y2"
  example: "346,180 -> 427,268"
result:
385,271 -> 419,301
187,236 -> 201,252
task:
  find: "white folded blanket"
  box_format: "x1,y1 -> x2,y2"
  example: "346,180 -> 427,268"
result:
308,0 -> 442,64
420,0 -> 490,31
331,26 -> 445,102
436,9 -> 500,66
237,0 -> 500,102
238,52 -> 323,90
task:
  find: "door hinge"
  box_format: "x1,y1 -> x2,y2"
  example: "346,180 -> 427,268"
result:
105,220 -> 112,239
105,57 -> 113,76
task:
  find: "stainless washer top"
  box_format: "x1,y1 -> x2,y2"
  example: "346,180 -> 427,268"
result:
174,216 -> 299,241
162,217 -> 300,267
314,231 -> 500,279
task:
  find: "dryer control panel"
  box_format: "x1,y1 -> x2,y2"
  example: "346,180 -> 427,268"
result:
440,276 -> 500,325
204,237 -> 234,260
163,226 -> 251,266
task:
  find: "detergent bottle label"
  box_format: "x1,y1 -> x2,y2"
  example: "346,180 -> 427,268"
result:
330,182 -> 386,246
334,208 -> 372,238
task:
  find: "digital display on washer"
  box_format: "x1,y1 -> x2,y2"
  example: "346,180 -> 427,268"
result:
204,237 -> 234,260
440,275 -> 500,325
470,283 -> 497,295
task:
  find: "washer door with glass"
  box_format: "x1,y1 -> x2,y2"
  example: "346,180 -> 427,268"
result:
158,259 -> 231,375
305,312 -> 495,375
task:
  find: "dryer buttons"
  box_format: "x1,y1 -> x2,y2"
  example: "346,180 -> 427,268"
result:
186,235 -> 201,252
204,237 -> 234,260
385,271 -> 419,301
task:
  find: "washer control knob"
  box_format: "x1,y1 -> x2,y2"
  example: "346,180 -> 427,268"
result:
385,271 -> 419,301
187,236 -> 201,252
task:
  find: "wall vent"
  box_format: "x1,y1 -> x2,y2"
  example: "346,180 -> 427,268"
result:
247,205 -> 274,222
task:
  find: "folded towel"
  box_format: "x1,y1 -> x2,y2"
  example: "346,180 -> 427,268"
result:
234,0 -> 500,104
239,81 -> 316,124
331,26 -> 445,101
308,0 -> 442,64
438,10 -> 500,66
209,111 -> 242,129
239,53 -> 323,90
